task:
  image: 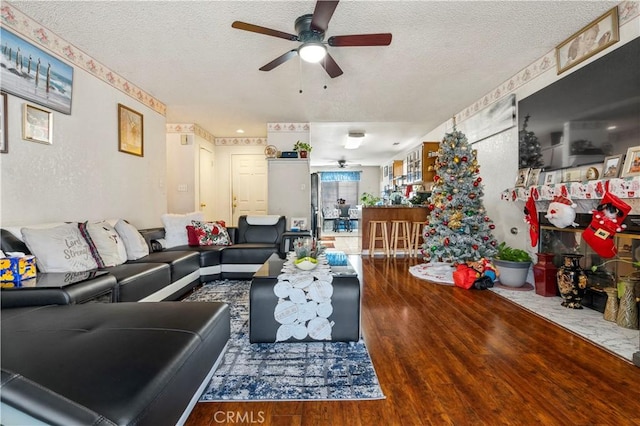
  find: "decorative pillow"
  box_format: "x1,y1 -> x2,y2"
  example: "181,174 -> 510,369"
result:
82,221 -> 128,267
78,222 -> 106,268
114,219 -> 149,260
161,212 -> 204,248
188,220 -> 232,246
21,224 -> 99,273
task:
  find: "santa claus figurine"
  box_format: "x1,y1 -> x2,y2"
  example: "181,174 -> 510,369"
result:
582,192 -> 631,258
545,195 -> 578,228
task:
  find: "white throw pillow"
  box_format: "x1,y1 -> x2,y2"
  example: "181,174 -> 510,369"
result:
161,212 -> 204,248
85,221 -> 128,267
114,219 -> 149,260
21,224 -> 99,273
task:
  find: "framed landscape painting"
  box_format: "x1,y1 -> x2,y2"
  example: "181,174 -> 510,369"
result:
0,28 -> 73,115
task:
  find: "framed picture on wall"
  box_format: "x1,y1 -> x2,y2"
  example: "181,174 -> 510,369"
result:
0,28 -> 74,114
555,7 -> 619,75
118,103 -> 144,157
621,146 -> 640,177
22,103 -> 52,144
0,92 -> 7,153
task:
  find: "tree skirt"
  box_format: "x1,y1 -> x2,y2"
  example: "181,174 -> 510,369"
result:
408,262 -> 455,285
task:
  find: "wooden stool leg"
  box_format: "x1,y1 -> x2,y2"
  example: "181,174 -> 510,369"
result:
381,223 -> 389,257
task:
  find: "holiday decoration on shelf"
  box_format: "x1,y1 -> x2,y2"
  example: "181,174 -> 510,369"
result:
422,127 -> 498,263
545,194 -> 577,228
582,191 -> 631,258
518,114 -> 544,169
524,193 -> 539,247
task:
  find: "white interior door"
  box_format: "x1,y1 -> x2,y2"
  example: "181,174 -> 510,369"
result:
231,154 -> 267,225
198,146 -> 215,219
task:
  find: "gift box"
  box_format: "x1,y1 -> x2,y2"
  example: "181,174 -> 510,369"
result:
0,255 -> 37,282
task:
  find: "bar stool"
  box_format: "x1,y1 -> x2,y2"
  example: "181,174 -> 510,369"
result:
390,220 -> 411,258
368,221 -> 390,257
410,221 -> 424,258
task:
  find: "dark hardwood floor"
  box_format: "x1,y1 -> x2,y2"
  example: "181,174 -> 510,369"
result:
186,256 -> 640,426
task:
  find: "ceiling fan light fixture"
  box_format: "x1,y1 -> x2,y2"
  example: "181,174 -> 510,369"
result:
298,42 -> 327,63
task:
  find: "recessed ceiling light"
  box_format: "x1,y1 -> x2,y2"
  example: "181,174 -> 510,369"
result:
607,125 -> 617,130
236,129 -> 245,134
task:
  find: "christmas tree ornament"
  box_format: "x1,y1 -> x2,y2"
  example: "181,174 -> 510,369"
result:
545,195 -> 577,228
582,192 -> 631,258
524,193 -> 539,247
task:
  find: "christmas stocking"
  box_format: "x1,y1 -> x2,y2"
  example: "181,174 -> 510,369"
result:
583,192 -> 631,258
524,193 -> 539,247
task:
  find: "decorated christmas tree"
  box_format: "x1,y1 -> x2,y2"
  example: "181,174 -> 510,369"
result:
422,129 -> 498,263
518,114 -> 544,168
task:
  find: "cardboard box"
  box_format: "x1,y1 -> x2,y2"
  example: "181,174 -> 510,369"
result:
0,255 -> 37,282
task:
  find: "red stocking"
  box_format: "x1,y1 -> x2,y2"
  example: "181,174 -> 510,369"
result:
583,192 -> 631,258
524,194 -> 539,247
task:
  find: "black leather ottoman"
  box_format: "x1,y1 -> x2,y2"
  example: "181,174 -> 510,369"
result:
1,301 -> 230,426
249,255 -> 361,343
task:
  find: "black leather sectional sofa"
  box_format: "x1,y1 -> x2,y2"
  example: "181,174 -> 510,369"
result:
0,215 -> 290,425
0,215 -> 288,306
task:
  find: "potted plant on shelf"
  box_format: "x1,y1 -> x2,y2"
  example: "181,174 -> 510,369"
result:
493,242 -> 532,287
293,141 -> 312,158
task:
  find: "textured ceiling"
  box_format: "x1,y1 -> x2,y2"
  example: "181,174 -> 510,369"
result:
9,0 -> 619,166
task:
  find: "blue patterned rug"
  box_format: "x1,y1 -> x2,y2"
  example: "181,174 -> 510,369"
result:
182,280 -> 385,401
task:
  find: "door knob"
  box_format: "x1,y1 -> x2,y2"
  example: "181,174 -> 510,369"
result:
200,203 -> 206,208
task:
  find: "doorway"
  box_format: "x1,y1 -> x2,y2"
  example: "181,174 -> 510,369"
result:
231,154 -> 268,225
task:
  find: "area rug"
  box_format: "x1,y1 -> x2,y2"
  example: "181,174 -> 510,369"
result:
182,280 -> 385,401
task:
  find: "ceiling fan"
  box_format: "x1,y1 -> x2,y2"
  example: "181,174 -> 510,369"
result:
231,0 -> 392,78
337,159 -> 361,168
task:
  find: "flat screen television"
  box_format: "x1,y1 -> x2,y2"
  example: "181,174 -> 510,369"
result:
518,37 -> 640,171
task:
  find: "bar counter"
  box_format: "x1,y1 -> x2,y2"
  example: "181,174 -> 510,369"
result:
361,206 -> 429,251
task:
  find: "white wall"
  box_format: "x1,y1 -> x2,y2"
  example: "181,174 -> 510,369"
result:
1,69 -> 167,228
166,132 -> 196,214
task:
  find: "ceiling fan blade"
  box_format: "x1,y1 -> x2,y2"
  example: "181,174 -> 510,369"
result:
320,53 -> 343,78
259,50 -> 298,71
232,21 -> 298,41
310,0 -> 340,32
328,33 -> 392,47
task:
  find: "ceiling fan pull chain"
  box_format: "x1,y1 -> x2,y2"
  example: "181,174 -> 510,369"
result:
299,57 -> 303,94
